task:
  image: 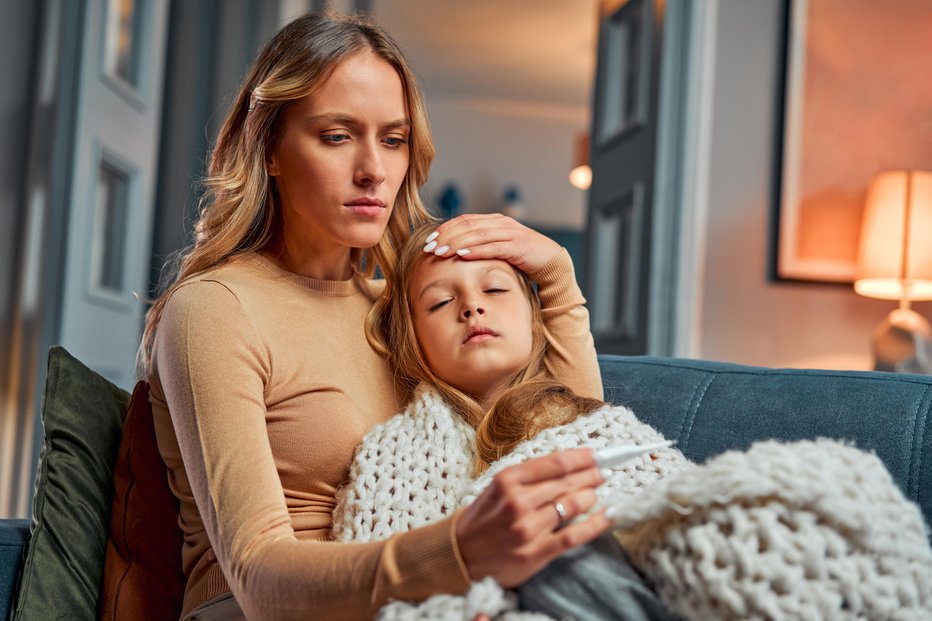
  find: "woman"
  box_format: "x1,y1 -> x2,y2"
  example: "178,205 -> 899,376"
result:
141,12 -> 607,620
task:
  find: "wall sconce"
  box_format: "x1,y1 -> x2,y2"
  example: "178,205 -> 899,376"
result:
854,169 -> 932,373
568,132 -> 591,190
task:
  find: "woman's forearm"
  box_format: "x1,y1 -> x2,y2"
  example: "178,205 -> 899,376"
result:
531,249 -> 603,400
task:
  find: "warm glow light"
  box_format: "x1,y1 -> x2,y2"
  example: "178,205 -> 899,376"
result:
854,170 -> 932,301
569,132 -> 591,190
569,165 -> 592,190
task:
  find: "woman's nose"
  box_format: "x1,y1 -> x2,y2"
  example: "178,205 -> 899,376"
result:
355,141 -> 386,186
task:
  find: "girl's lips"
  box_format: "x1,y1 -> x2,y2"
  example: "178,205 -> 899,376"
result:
463,327 -> 498,344
464,333 -> 496,345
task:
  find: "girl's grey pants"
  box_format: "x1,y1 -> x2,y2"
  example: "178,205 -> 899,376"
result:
517,533 -> 676,621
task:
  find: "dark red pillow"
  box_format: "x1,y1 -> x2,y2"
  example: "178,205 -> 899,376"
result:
99,381 -> 185,620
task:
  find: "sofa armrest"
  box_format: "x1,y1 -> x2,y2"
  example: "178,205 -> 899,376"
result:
0,519 -> 31,619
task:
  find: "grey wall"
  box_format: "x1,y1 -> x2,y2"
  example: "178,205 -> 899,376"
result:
422,96 -> 588,229
699,0 -> 931,370
0,2 -> 42,397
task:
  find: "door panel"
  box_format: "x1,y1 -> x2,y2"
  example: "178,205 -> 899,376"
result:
58,0 -> 168,389
586,0 -> 664,354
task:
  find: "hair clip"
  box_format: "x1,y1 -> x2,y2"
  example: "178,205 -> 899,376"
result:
248,91 -> 259,112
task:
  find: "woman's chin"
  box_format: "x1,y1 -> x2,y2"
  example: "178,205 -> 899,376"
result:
343,222 -> 392,250
345,231 -> 388,250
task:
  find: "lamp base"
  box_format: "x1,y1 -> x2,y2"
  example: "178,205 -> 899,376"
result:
872,308 -> 932,374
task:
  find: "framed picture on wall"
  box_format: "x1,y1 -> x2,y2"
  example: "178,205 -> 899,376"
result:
771,0 -> 932,283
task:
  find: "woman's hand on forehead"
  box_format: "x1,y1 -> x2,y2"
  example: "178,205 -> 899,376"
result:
422,213 -> 562,276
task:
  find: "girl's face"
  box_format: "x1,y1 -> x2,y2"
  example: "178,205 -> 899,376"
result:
267,50 -> 410,260
411,256 -> 534,405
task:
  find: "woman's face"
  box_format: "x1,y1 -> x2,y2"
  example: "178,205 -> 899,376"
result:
410,256 -> 534,404
267,50 -> 410,257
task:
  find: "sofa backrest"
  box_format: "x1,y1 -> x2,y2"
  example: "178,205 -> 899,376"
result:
598,355 -> 932,530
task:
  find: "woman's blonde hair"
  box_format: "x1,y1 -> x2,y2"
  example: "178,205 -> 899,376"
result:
140,12 -> 434,371
367,222 -> 603,473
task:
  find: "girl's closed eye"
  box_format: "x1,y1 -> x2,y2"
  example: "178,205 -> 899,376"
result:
428,298 -> 451,312
482,280 -> 512,294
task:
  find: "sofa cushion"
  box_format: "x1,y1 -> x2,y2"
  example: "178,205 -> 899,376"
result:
11,347 -> 129,621
598,355 -> 932,531
99,380 -> 185,621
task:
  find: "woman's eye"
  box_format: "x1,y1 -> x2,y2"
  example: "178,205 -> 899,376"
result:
384,136 -> 408,147
428,299 -> 451,312
485,288 -> 508,294
322,134 -> 349,144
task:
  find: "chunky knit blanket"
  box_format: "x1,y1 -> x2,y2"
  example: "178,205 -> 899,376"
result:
613,438 -> 932,620
332,388 -> 932,620
331,386 -> 689,620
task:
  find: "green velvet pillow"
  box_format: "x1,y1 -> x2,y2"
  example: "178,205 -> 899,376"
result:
12,346 -> 130,620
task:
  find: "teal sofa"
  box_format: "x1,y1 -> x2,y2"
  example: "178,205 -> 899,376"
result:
2,352 -> 931,619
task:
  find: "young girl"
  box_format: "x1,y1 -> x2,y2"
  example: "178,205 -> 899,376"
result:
334,223 -> 932,621
334,222 -> 689,619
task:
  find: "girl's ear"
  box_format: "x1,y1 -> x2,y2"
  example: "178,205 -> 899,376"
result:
267,152 -> 280,177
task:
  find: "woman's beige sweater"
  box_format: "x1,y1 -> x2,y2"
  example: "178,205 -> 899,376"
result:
149,250 -> 601,620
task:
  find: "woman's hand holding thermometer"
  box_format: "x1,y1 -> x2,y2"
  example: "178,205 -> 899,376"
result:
558,440 -> 676,528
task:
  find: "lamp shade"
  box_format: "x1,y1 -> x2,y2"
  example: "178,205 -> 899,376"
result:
855,170 -> 932,301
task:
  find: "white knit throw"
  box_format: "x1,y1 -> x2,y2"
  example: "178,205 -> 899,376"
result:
331,386 -> 688,620
332,387 -> 932,620
612,438 -> 932,620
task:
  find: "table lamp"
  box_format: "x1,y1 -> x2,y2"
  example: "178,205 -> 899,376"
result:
854,169 -> 932,373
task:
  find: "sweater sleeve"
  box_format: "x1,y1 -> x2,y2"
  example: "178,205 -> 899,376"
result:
153,281 -> 470,620
529,249 -> 603,400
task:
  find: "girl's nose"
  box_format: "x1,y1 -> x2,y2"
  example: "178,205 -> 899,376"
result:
462,306 -> 484,319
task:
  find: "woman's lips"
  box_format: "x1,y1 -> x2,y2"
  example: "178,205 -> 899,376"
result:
348,205 -> 383,217
345,198 -> 386,217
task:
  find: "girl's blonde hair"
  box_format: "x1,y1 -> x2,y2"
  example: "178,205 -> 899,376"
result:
140,12 -> 434,372
366,222 -> 603,473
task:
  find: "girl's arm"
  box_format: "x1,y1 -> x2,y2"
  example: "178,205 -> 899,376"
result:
422,214 -> 603,400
